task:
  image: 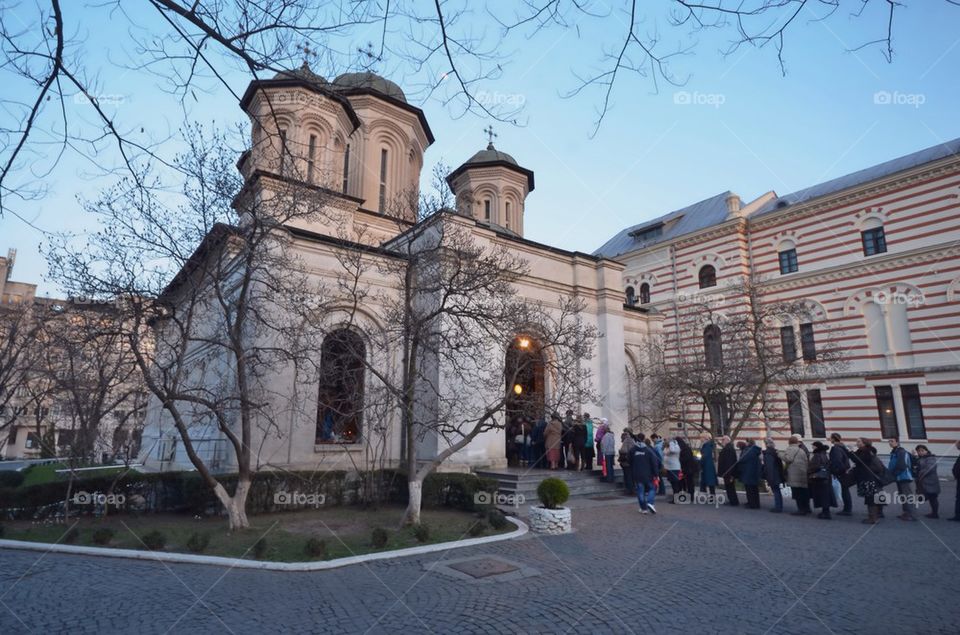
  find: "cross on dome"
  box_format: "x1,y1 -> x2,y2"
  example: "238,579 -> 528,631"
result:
484,125 -> 498,149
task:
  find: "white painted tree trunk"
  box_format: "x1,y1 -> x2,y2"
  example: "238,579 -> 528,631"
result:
214,478 -> 251,530
404,479 -> 423,526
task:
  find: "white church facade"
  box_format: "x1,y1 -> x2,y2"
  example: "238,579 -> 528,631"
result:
139,66 -> 960,474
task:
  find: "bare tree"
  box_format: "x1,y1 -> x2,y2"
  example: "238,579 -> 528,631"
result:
0,300 -> 53,456
47,128 -> 331,529
638,276 -> 847,439
3,0 -> 952,217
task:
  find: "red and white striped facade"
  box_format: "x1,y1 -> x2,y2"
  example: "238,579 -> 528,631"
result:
612,145 -> 960,453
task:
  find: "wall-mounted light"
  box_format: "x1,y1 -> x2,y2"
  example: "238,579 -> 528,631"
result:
513,384 -> 523,395
518,337 -> 530,349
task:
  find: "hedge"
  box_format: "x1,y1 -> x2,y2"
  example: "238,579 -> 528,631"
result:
0,468 -> 497,520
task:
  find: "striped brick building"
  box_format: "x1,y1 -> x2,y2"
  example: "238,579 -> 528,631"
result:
596,138 -> 960,453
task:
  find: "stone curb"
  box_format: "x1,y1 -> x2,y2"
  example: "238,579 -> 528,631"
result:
0,517 -> 528,572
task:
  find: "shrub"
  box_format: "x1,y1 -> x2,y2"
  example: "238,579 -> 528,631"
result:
304,537 -> 327,559
186,532 -> 210,553
252,537 -> 268,559
537,478 -> 570,510
487,508 -> 509,530
370,526 -> 389,548
92,528 -> 115,545
468,520 -> 488,537
141,530 -> 166,551
63,527 -> 80,544
412,523 -> 430,543
0,471 -> 25,488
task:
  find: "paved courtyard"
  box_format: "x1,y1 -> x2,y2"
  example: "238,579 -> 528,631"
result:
2,491 -> 959,634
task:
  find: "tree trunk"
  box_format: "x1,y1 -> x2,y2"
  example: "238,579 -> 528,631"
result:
403,478 -> 422,526
214,478 -> 251,530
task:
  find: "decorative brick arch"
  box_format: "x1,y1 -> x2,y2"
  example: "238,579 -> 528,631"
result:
853,207 -> 888,231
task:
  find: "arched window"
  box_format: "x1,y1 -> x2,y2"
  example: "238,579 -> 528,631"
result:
484,199 -> 492,221
625,286 -> 637,306
704,325 -> 722,368
316,329 -> 365,444
306,133 -> 317,183
505,201 -> 511,229
639,282 -> 650,304
699,265 -> 717,289
378,149 -> 389,212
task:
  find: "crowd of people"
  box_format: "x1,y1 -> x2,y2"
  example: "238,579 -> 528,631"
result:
505,413 -> 960,522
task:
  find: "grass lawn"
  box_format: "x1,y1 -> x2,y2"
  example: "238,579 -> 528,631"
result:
1,506 -> 513,562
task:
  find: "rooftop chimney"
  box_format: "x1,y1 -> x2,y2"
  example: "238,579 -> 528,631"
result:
726,192 -> 742,216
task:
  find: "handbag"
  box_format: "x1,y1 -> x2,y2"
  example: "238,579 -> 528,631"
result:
780,484 -> 793,499
831,476 -> 842,503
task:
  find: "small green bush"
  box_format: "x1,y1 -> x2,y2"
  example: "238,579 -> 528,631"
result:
412,523 -> 430,543
487,508 -> 510,530
92,527 -> 115,545
62,527 -> 80,544
141,530 -> 166,551
186,532 -> 210,553
252,537 -> 268,559
370,526 -> 389,548
304,537 -> 327,558
537,478 -> 570,510
468,520 -> 488,537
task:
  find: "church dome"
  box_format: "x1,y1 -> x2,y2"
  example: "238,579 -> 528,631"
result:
463,143 -> 519,166
332,71 -> 407,103
272,62 -> 327,85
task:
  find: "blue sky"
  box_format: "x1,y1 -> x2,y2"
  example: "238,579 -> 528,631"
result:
3,2 -> 959,295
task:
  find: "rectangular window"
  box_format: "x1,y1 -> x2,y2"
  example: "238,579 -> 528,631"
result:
800,323 -> 816,361
900,384 -> 926,439
787,390 -> 804,435
807,389 -> 826,438
342,144 -> 350,193
780,326 -> 797,362
861,227 -> 887,256
708,393 -> 729,435
7,426 -> 17,444
378,149 -> 388,212
484,200 -> 491,221
306,134 -> 317,183
505,202 -> 511,229
875,386 -> 899,439
778,248 -> 798,274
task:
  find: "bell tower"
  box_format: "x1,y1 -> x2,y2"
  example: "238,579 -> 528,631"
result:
446,129 -> 535,237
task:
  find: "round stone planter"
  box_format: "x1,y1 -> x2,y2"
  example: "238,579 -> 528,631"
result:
528,505 -> 572,535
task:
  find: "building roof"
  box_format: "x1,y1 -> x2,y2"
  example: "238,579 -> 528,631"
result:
272,62 -> 327,85
446,143 -> 536,193
332,71 -> 407,103
594,136 -> 960,259
593,191 -> 735,258
754,136 -> 960,216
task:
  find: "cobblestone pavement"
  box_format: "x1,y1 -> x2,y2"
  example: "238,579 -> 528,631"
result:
2,489 -> 959,634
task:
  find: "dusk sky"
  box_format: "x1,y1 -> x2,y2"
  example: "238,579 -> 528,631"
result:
3,2 -> 959,295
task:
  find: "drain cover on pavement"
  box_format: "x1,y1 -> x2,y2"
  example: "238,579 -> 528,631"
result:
428,554 -> 539,583
448,558 -> 520,579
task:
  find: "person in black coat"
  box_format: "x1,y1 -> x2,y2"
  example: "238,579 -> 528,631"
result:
762,438 -> 785,513
738,439 -> 763,509
631,441 -> 661,513
717,435 -> 740,506
828,433 -> 853,515
808,441 -> 836,519
952,440 -> 960,521
677,438 -> 700,496
849,438 -> 886,524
